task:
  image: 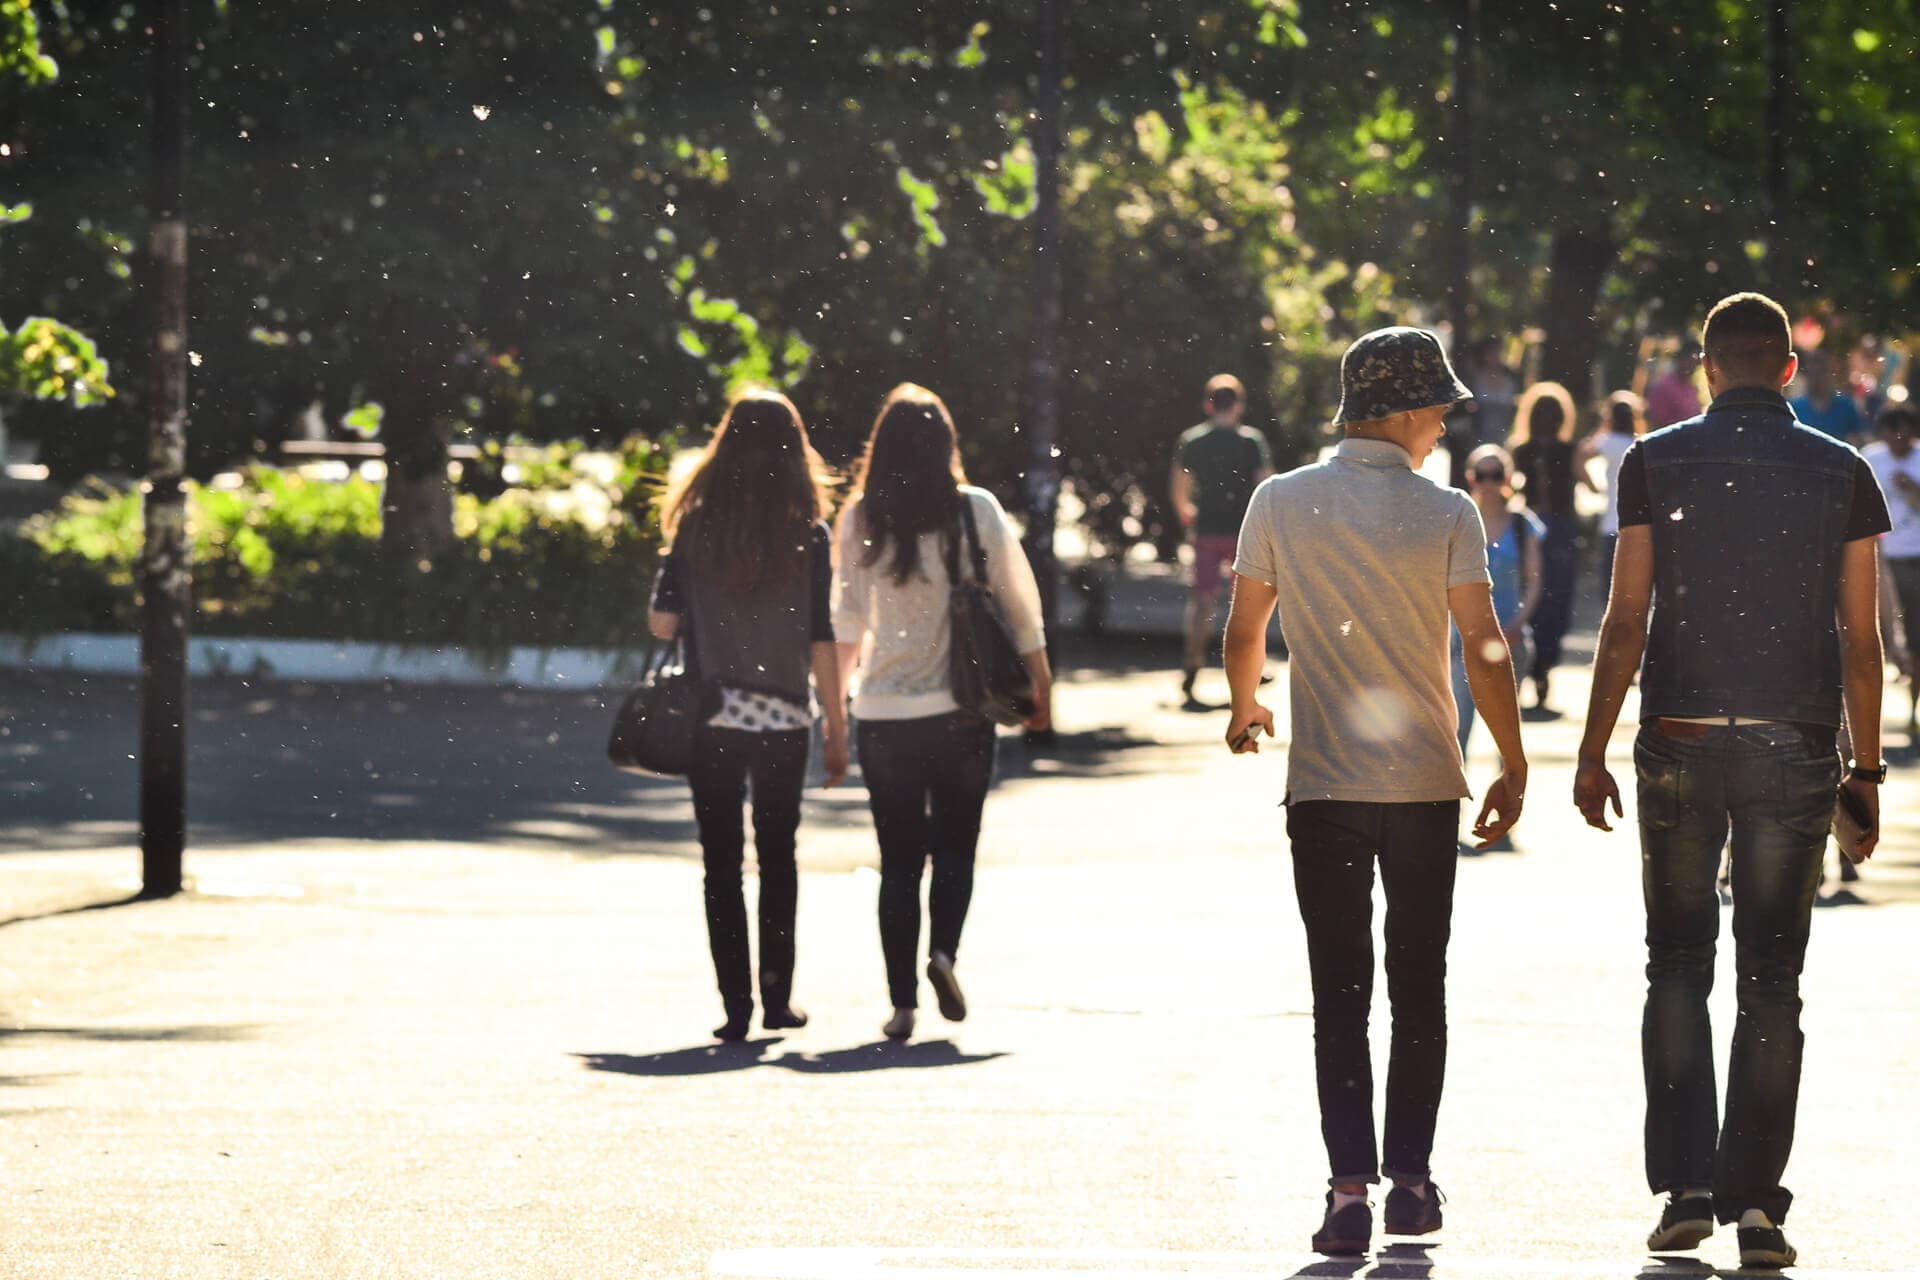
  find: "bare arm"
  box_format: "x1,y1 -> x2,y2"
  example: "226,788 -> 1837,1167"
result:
1451,582 -> 1526,768
648,610 -> 680,642
1837,536 -> 1884,856
1517,530 -> 1544,628
1573,524 -> 1652,830
1223,573 -> 1278,751
1171,462 -> 1196,528
1022,646 -> 1054,732
810,640 -> 849,785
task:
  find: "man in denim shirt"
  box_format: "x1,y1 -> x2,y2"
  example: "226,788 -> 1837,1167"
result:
1574,292 -> 1889,1269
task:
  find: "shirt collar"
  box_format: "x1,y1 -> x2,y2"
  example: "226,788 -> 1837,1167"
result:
1335,436 -> 1415,469
1706,386 -> 1794,418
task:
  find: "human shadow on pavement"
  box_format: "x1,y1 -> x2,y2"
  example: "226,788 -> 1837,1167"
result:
576,1037 -> 1007,1079
773,1039 -> 1008,1074
0,1023 -> 256,1044
1285,1243 -> 1433,1277
574,1038 -> 788,1077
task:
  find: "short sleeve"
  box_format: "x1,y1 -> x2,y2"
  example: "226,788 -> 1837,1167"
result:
1250,427 -> 1274,471
650,547 -> 684,613
1615,444 -> 1651,527
1847,454 -> 1893,541
1447,495 -> 1491,588
1231,479 -> 1281,585
807,522 -> 835,642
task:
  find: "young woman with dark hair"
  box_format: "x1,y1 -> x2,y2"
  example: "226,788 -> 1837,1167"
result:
649,388 -> 849,1043
833,383 -> 1052,1042
1508,380 -> 1587,712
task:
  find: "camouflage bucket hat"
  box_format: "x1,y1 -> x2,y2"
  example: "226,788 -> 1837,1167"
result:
1332,326 -> 1473,426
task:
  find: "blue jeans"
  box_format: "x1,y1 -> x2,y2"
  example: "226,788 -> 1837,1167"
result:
1635,721 -> 1839,1224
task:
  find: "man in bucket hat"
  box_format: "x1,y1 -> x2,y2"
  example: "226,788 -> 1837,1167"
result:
1224,326 -> 1528,1256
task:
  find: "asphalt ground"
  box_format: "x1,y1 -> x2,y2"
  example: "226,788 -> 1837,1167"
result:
5,654 -> 1920,1278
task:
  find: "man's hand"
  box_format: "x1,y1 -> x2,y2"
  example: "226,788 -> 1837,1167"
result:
1840,776 -> 1880,860
1573,757 -> 1623,831
821,725 -> 851,787
1178,502 -> 1199,528
1471,764 -> 1526,847
1226,702 -> 1276,754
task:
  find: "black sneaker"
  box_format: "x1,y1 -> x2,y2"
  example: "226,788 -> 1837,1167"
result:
1646,1194 -> 1714,1252
927,951 -> 967,1022
1737,1210 -> 1796,1269
1383,1181 -> 1443,1236
1311,1191 -> 1371,1257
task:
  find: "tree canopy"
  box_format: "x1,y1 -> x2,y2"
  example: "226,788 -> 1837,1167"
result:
7,0 -> 1917,547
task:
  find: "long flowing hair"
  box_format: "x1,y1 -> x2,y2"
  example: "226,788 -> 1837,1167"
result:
658,389 -> 836,594
1509,380 -> 1578,446
846,383 -> 969,585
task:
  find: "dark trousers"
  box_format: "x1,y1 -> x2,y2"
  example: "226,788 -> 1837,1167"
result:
856,712 -> 997,1009
1286,799 -> 1460,1185
686,724 -> 811,1017
1635,722 -> 1838,1224
1530,512 -> 1578,681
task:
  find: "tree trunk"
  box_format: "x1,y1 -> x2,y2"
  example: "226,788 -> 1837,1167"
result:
380,436 -> 455,562
1539,229 -> 1616,408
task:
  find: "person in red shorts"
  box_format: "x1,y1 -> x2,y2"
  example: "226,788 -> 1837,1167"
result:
1171,374 -> 1272,704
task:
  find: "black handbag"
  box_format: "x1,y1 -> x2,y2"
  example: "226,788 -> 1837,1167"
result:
607,638 -> 702,776
946,495 -> 1034,727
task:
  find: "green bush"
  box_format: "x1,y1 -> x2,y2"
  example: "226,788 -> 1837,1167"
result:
4,437 -> 675,651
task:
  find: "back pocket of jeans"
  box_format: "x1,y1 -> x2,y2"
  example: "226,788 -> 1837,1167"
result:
1633,744 -> 1684,832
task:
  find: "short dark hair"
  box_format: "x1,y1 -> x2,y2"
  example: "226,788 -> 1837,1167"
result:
1205,373 -> 1244,411
1702,292 -> 1792,385
1879,402 -> 1919,436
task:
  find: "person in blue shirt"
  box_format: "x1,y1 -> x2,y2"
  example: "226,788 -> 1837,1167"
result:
1450,444 -> 1543,757
1789,347 -> 1864,443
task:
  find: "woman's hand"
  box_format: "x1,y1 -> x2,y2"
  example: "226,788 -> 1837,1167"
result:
821,722 -> 851,787
1024,679 -> 1053,732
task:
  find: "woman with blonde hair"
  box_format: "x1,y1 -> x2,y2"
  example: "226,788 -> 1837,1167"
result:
1508,380 -> 1584,712
833,384 -> 1051,1042
649,388 -> 849,1042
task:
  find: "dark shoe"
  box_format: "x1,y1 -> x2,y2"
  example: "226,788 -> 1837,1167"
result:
713,1013 -> 751,1043
927,951 -> 967,1022
763,1005 -> 808,1031
1646,1194 -> 1714,1252
1180,668 -> 1198,701
1311,1191 -> 1371,1257
882,1007 -> 915,1041
1383,1180 -> 1443,1236
1737,1210 -> 1795,1268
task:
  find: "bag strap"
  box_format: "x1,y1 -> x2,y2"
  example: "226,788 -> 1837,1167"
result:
956,492 -> 990,587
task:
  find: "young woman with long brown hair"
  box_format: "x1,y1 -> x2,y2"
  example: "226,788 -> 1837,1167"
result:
833,384 -> 1051,1042
1507,380 -> 1586,712
649,388 -> 849,1042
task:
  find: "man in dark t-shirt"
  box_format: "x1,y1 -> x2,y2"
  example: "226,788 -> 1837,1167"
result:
1573,292 -> 1889,1270
1171,373 -> 1272,703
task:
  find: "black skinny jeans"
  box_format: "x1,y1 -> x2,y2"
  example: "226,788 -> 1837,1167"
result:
1636,721 -> 1837,1225
1286,799 -> 1460,1186
856,712 -> 997,1009
686,724 -> 811,1017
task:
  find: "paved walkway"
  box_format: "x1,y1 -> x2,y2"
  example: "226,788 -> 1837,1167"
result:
5,658 -> 1919,1278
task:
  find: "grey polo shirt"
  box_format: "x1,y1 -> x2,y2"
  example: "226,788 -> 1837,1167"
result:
1235,437 -> 1490,804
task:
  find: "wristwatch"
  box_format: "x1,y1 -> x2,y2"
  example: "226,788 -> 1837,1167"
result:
1847,760 -> 1889,784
